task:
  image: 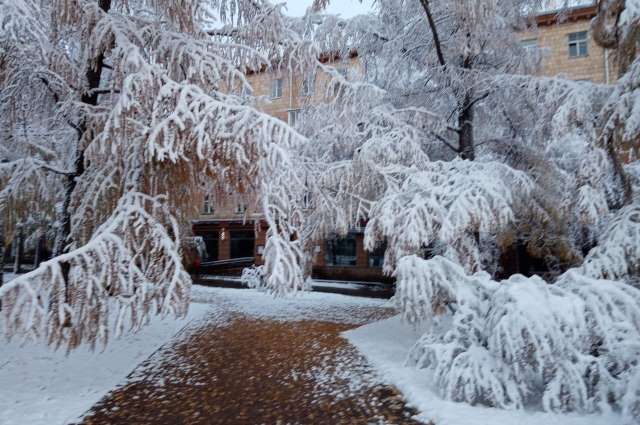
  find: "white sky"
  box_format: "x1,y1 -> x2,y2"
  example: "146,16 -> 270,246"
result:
282,0 -> 374,17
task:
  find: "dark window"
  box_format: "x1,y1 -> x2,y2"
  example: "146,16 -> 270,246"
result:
325,235 -> 357,266
368,243 -> 387,268
568,31 -> 588,57
288,109 -> 301,127
230,230 -> 255,259
203,232 -> 219,261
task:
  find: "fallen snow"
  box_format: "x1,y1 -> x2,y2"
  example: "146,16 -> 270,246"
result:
344,315 -> 624,425
0,301 -> 213,425
192,285 -> 390,324
311,280 -> 390,292
0,285 -> 389,425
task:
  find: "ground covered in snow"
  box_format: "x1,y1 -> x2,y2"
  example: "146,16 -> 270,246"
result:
0,300 -> 212,425
1,285 -> 417,425
345,315 -> 625,425
1,284 -> 627,424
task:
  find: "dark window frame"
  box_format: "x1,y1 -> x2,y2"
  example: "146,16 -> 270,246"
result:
325,235 -> 357,267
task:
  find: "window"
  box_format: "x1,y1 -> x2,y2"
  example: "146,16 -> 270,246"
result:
202,232 -> 219,261
520,38 -> 538,53
288,109 -> 301,127
302,190 -> 312,209
568,31 -> 588,58
230,230 -> 255,259
236,202 -> 247,214
368,243 -> 387,268
271,77 -> 283,98
301,74 -> 315,96
325,235 -> 357,266
203,195 -> 214,215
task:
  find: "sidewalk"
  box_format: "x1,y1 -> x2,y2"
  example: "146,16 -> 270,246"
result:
78,287 -> 421,425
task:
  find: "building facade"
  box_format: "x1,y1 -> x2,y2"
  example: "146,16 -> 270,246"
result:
522,4 -> 615,83
191,55 -> 393,281
192,4 -> 613,281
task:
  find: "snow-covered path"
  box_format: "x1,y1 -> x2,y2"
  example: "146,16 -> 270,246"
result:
76,286 -> 418,425
0,300 -> 212,425
1,286 -> 410,425
2,285 -> 626,425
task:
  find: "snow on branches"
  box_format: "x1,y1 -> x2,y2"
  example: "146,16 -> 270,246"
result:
365,159 -> 534,273
0,193 -> 190,351
0,0 -> 316,348
578,202 -> 640,281
397,255 -> 640,417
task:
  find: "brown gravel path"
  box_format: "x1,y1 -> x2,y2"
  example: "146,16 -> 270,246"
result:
78,294 -> 424,425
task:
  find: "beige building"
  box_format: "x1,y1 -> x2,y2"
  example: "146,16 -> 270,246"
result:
192,54 -> 381,280
193,5 -> 615,278
521,4 -> 615,83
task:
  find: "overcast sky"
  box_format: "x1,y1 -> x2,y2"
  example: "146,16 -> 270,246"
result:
282,0 -> 374,17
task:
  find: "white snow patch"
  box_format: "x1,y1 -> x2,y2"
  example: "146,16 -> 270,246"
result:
344,315 -> 624,425
192,285 -> 390,324
0,301 -> 213,425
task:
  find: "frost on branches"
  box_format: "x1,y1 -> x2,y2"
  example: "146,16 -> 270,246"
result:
0,0 -> 312,349
1,193 -> 189,350
304,0 -> 640,421
397,255 -> 640,416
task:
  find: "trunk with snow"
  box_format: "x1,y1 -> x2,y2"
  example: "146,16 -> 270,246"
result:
33,234 -> 42,269
12,227 -> 23,274
458,91 -> 475,161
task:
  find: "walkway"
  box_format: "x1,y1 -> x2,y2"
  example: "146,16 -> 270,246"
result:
78,287 -> 424,425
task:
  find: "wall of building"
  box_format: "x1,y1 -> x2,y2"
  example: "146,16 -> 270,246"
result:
522,9 -> 616,83
193,9 -> 618,281
242,57 -> 360,124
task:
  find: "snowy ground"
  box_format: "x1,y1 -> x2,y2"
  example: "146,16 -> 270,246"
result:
191,284 -> 390,324
344,315 -> 624,425
1,282 -> 624,425
0,299 -> 212,425
0,284 -> 390,425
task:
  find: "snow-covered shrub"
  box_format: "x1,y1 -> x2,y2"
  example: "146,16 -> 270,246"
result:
398,255 -> 640,417
578,202 -> 640,280
241,265 -> 264,289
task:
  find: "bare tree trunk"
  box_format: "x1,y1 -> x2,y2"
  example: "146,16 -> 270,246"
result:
13,226 -> 23,274
419,0 -> 446,68
458,91 -> 476,161
0,219 -> 4,287
33,234 -> 43,269
51,0 -> 112,314
606,132 -> 634,206
419,0 -> 477,161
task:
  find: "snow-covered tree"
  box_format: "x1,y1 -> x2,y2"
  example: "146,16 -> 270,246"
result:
0,0 -> 313,350
302,0 -> 640,420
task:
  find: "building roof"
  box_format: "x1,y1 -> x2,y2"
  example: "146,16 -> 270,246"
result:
536,3 -> 597,27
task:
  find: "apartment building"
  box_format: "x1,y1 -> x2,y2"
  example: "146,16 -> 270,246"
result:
191,54 -> 390,280
192,4 -> 614,280
522,3 -> 615,83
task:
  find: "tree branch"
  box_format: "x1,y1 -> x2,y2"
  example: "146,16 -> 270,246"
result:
418,0 -> 446,67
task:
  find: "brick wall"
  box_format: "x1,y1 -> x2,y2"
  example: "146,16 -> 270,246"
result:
521,14 -> 616,83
